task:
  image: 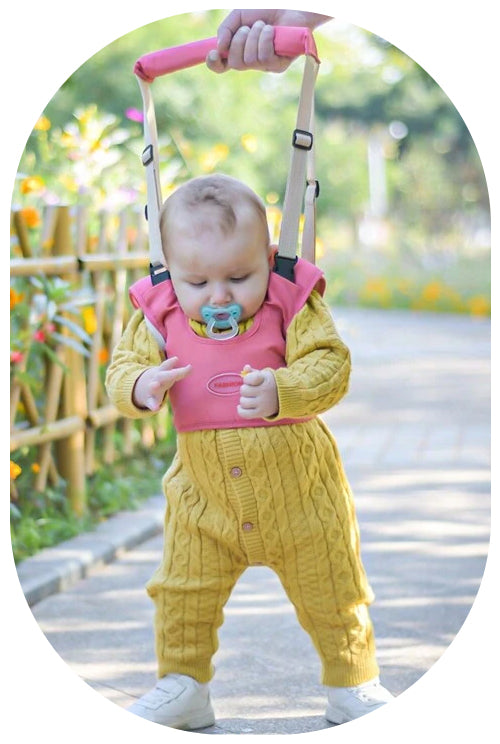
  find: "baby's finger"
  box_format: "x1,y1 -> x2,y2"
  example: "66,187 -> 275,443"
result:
160,356 -> 181,370
155,364 -> 192,387
241,369 -> 265,387
170,364 -> 192,381
237,404 -> 258,419
239,394 -> 258,410
240,382 -> 258,399
146,395 -> 161,412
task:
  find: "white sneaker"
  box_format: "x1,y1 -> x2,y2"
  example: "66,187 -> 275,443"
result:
325,677 -> 394,724
128,673 -> 215,729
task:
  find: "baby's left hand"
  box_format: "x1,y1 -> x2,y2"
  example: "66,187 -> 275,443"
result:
238,365 -> 279,419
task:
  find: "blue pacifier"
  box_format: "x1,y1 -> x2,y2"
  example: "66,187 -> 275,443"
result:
201,303 -> 242,340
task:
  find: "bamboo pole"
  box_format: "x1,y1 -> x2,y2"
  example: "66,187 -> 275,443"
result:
10,416 -> 85,450
52,206 -> 87,516
35,357 -> 65,492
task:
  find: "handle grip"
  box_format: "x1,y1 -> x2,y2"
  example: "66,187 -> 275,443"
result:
134,26 -> 319,82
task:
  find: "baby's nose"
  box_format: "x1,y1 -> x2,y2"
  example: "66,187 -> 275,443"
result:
211,283 -> 232,305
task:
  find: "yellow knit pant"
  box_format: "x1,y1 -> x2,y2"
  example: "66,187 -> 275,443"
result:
146,421 -> 379,687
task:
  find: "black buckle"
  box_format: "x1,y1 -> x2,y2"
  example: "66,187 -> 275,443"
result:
292,129 -> 313,151
142,144 -> 154,166
149,263 -> 171,285
273,255 -> 297,283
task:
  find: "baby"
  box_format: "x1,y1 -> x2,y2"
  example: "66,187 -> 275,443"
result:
105,173 -> 393,729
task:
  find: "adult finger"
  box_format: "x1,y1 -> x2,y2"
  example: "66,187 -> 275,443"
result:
256,23 -> 277,66
243,20 -> 266,66
226,25 -> 251,70
217,9 -> 245,53
206,49 -> 227,74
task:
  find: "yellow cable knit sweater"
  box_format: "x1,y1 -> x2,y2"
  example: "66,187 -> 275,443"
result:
105,290 -> 379,687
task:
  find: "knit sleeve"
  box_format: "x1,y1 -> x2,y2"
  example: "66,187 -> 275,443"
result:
105,309 -> 164,419
270,290 -> 351,420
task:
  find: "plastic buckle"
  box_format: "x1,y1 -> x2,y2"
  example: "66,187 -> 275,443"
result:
273,255 -> 297,282
149,262 -> 170,285
292,129 -> 313,151
142,144 -> 154,166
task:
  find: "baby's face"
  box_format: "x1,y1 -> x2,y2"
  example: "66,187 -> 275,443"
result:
166,207 -> 274,324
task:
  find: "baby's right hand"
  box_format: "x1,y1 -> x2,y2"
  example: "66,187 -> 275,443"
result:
133,357 -> 192,411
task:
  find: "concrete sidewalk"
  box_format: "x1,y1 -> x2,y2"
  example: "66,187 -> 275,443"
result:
15,307 -> 490,736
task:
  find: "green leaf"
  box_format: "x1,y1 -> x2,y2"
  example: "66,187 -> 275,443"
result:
50,331 -> 90,357
53,314 -> 93,345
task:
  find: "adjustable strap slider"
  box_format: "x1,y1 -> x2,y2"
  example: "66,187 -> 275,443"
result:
149,262 -> 171,285
273,255 -> 297,283
309,179 -> 320,198
292,129 -> 313,151
142,144 -> 154,166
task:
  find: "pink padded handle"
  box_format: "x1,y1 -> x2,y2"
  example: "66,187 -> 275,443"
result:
134,26 -> 319,82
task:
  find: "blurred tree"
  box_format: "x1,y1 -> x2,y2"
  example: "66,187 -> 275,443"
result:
22,11 -> 488,256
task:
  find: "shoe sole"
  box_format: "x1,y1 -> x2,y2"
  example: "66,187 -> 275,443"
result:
325,705 -> 350,725
169,701 -> 216,731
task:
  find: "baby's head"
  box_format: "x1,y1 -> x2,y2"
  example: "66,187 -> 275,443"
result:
159,174 -> 276,325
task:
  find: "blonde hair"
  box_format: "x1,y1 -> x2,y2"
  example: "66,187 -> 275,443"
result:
160,174 -> 269,253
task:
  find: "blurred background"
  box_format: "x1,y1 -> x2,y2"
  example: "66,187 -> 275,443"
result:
10,10 -> 490,562
12,9 -> 490,314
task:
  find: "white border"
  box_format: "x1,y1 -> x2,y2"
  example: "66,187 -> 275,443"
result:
3,2 -> 496,743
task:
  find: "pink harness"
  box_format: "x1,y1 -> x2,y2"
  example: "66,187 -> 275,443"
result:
129,259 -> 325,432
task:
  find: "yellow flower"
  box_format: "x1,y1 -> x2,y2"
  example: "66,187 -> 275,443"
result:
20,175 -> 45,194
60,131 -> 77,148
241,134 -> 258,153
98,348 -> 109,365
82,307 -> 97,335
34,115 -> 51,131
467,295 -> 490,317
31,463 -> 41,474
421,281 -> 442,303
58,174 -> 78,193
360,277 -> 391,307
199,144 -> 229,172
10,461 -> 22,480
20,207 -> 41,229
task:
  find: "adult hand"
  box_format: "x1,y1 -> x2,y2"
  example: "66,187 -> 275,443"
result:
133,357 -> 192,411
238,365 -> 279,419
206,9 -> 331,73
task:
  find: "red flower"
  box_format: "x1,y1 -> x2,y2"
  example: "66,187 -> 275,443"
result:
10,351 -> 24,364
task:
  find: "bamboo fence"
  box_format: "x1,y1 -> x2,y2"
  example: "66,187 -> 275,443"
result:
10,205 -> 169,515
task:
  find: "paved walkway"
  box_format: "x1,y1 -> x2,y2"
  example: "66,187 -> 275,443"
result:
13,307 -> 491,737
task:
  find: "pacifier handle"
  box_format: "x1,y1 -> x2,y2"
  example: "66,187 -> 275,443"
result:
206,316 -> 239,341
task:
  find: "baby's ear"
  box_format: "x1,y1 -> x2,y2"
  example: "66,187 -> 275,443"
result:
268,244 -> 279,268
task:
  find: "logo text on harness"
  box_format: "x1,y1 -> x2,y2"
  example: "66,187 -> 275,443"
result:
207,372 -> 242,397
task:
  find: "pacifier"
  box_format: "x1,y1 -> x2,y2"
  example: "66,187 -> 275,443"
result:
201,303 -> 242,340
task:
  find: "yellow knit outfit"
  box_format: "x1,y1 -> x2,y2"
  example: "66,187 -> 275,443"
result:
105,290 -> 379,687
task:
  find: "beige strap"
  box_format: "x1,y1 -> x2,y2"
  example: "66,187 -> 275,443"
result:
137,44 -> 320,284
137,78 -> 169,283
278,53 -> 320,264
